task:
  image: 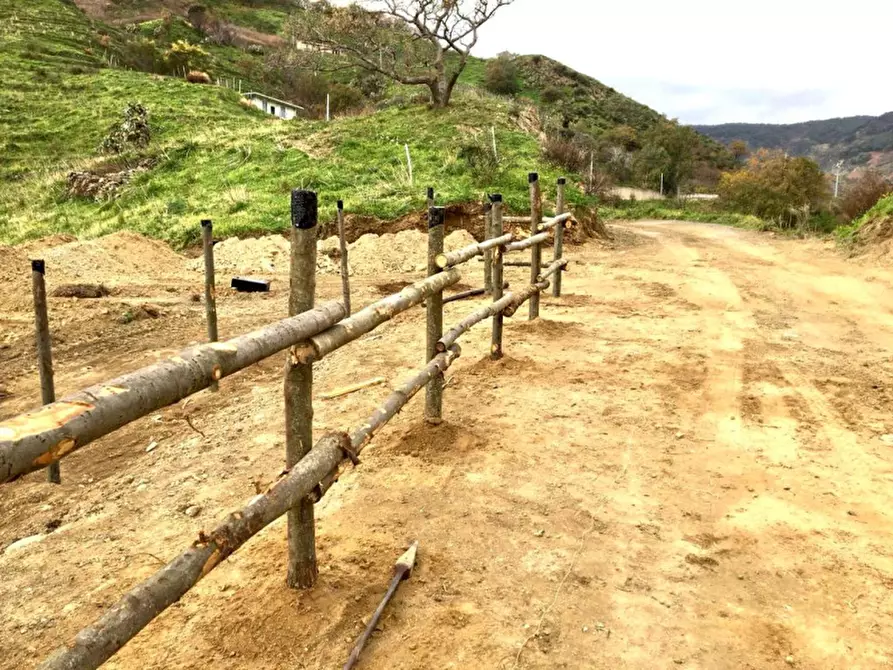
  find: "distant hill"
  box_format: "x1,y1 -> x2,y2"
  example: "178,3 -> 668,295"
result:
693,113 -> 893,177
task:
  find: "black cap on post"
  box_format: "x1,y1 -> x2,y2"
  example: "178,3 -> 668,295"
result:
427,187 -> 435,200
337,199 -> 344,211
200,219 -> 212,228
558,177 -> 567,185
488,193 -> 503,203
31,259 -> 45,274
291,190 -> 318,229
528,172 -> 539,183
428,206 -> 445,229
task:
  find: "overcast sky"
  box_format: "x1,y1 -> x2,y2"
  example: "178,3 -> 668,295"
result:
471,0 -> 893,125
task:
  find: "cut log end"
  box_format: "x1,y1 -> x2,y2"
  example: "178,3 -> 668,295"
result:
434,253 -> 449,269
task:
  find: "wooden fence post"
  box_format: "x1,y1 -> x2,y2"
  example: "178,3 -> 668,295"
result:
528,172 -> 542,320
285,189 -> 318,588
425,206 -> 445,424
201,219 -> 219,392
426,186 -> 435,210
336,200 -> 351,316
553,178 -> 566,297
483,202 -> 493,294
31,260 -> 60,484
490,195 -> 505,360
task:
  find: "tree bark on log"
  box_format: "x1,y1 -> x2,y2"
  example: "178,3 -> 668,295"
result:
503,232 -> 549,254
436,293 -> 516,353
537,212 -> 573,232
528,173 -> 543,321
336,201 -> 351,316
290,269 -> 461,365
490,196 -> 505,360
434,233 -> 513,269
537,258 -> 569,283
284,189 -> 318,589
483,206 -> 493,294
0,301 -> 347,483
552,180 -> 566,297
503,280 -> 550,318
38,347 -> 464,670
426,207 -> 445,424
31,260 -> 60,484
200,220 -> 219,393
503,216 -> 531,223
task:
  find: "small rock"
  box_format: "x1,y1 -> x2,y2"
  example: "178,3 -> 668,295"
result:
880,434 -> 893,445
847,510 -> 858,517
785,656 -> 794,665
146,441 -> 159,453
783,486 -> 791,491
533,529 -> 545,537
184,505 -> 201,518
675,432 -> 685,440
595,621 -> 605,630
582,625 -> 589,632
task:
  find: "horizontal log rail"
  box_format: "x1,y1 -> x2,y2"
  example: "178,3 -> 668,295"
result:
536,258 -> 569,283
434,233 -> 513,270
503,280 -> 550,318
443,282 -> 508,305
0,301 -> 347,483
537,212 -> 574,232
435,293 -> 517,353
291,269 -> 461,364
504,232 -> 550,254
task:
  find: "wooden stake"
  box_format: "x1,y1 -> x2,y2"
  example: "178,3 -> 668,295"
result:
426,186 -> 435,210
285,189 -> 318,589
528,172 -> 542,320
319,377 -> 385,400
31,260 -> 60,484
491,194 -> 505,360
200,220 -> 219,392
553,178 -> 566,297
336,200 -> 351,316
426,206 -> 445,424
483,204 -> 493,294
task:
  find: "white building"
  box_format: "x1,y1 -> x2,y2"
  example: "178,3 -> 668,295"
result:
243,92 -> 303,120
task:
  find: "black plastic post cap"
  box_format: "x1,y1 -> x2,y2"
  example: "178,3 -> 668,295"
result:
337,199 -> 344,210
528,172 -> 539,183
426,187 -> 435,199
558,177 -> 567,185
31,259 -> 45,273
488,193 -> 503,203
428,206 -> 445,228
200,219 -> 212,227
291,190 -> 318,229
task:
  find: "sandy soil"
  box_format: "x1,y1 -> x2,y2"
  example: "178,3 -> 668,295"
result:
3,221 -> 893,669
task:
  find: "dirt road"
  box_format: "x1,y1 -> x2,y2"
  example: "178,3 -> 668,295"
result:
2,221 -> 893,669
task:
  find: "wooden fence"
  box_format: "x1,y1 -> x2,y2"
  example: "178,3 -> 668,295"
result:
0,172 -> 573,669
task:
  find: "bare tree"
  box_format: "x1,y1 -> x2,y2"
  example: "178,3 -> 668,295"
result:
288,0 -> 514,108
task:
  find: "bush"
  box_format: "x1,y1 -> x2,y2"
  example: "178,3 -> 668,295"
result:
839,170 -> 892,221
718,149 -> 829,224
484,54 -> 520,96
541,86 -> 564,103
116,37 -> 163,73
542,135 -> 587,173
164,40 -> 210,74
457,144 -> 498,181
186,70 -> 211,84
328,84 -> 365,114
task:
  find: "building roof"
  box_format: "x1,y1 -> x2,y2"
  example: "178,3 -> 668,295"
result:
243,91 -> 304,110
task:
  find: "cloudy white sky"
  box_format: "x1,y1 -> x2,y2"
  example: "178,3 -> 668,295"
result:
471,0 -> 893,125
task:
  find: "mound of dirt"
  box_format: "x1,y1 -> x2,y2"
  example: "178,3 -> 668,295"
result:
192,229 -> 477,277
39,232 -> 189,285
0,244 -> 33,311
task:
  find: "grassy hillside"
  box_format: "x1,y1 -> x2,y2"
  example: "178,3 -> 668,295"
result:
694,114 -> 893,177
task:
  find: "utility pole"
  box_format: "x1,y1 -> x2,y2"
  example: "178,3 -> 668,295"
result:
834,160 -> 844,199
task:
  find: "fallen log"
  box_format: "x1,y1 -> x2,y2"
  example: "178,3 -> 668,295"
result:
503,215 -> 531,223
504,232 -> 549,254
434,233 -> 513,269
503,281 -> 550,318
291,269 -> 461,364
536,258 -> 569,283
38,347 -> 463,670
0,301 -> 347,483
442,282 -> 508,305
436,294 -> 516,352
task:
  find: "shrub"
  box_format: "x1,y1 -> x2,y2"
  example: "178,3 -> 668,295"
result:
484,53 -> 520,96
541,86 -> 563,103
542,135 -> 587,173
718,150 -> 829,223
186,70 -> 211,84
328,84 -> 365,114
117,37 -> 163,73
164,40 -> 211,74
839,169 -> 892,221
457,144 -> 498,181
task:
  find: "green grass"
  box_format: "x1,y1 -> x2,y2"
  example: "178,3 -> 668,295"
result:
835,193 -> 893,242
599,199 -> 764,228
